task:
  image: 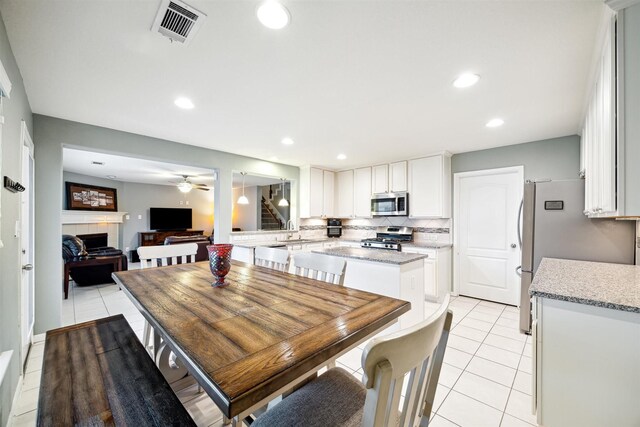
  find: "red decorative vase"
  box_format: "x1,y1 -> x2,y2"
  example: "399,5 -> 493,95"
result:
207,244 -> 233,287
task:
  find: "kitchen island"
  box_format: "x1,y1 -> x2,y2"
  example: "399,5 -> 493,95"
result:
530,258 -> 640,427
312,247 -> 428,330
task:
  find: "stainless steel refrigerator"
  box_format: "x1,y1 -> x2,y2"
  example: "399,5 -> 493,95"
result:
519,179 -> 636,333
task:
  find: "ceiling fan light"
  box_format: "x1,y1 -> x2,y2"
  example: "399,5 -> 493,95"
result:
177,182 -> 192,193
237,195 -> 249,205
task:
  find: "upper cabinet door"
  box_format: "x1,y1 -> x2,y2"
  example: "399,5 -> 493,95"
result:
309,167 -> 324,217
336,170 -> 354,218
372,164 -> 389,194
323,170 -> 335,218
408,155 -> 451,218
389,161 -> 408,192
354,167 -> 372,218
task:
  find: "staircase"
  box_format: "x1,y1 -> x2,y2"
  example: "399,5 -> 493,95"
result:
261,197 -> 284,230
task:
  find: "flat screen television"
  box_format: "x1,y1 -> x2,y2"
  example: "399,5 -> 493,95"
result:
149,207 -> 192,231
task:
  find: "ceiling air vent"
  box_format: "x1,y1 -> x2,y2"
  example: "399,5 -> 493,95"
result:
151,0 -> 206,45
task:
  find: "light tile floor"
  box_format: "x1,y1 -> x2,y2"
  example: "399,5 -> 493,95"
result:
11,281 -> 537,427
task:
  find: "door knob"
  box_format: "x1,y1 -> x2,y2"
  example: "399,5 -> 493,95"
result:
22,264 -> 33,271
511,243 -> 517,248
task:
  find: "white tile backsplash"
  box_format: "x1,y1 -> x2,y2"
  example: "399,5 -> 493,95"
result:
300,217 -> 451,243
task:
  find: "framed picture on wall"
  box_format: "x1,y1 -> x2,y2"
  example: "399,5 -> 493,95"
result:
65,182 -> 118,212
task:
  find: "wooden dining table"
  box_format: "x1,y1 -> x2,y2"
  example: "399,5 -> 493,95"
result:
112,260 -> 410,424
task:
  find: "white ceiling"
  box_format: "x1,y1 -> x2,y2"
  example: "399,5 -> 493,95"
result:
3,1 -> 604,169
63,147 -> 282,188
63,147 -> 216,187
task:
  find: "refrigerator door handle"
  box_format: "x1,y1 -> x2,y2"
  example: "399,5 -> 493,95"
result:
517,198 -> 524,249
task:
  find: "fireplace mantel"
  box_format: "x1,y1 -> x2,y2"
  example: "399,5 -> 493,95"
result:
61,210 -> 128,225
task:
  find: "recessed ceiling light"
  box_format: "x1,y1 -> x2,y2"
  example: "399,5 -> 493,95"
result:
453,73 -> 480,88
91,161 -> 105,166
281,137 -> 294,145
257,1 -> 290,29
337,154 -> 347,160
174,97 -> 194,109
486,118 -> 505,128
106,175 -> 117,179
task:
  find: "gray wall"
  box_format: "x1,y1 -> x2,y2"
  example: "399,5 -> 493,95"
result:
623,4 -> 640,214
63,172 -> 214,251
33,115 -> 299,335
120,181 -> 214,251
0,10 -> 32,425
452,135 -> 580,181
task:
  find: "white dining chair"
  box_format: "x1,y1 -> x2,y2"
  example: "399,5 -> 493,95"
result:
292,252 -> 346,285
136,243 -> 198,383
254,246 -> 290,272
137,242 -> 199,269
251,294 -> 453,427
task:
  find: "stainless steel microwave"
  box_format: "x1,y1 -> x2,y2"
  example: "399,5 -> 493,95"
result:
371,192 -> 409,216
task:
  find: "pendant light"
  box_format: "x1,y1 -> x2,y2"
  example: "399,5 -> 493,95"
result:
237,172 -> 249,205
278,178 -> 289,207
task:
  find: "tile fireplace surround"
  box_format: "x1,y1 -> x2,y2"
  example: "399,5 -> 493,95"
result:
61,210 -> 127,249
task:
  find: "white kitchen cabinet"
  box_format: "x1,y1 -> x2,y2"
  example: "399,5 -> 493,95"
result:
389,161 -> 407,192
533,296 -> 640,426
335,170 -> 354,218
323,170 -> 335,218
354,167 -> 372,218
231,246 -> 254,264
330,254 -> 425,331
581,11 -> 640,217
402,246 -> 451,302
408,155 -> 451,218
372,164 -> 389,194
582,15 -> 616,217
300,166 -> 334,218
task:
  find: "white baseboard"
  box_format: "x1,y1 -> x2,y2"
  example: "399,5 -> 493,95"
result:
5,370 -> 24,427
0,350 -> 13,389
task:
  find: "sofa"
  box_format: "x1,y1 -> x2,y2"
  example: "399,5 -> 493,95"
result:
63,234 -> 128,286
164,235 -> 210,262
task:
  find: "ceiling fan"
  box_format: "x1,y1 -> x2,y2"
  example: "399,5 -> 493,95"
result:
171,175 -> 210,193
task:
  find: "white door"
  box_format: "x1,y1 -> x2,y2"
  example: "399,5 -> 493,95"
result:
454,166 -> 523,305
20,122 -> 35,367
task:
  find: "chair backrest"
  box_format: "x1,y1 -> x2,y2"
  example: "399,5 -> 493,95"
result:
292,252 -> 346,285
137,243 -> 199,269
254,246 -> 290,272
361,294 -> 452,427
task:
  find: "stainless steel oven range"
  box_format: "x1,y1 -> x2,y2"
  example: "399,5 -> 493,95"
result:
361,226 -> 413,251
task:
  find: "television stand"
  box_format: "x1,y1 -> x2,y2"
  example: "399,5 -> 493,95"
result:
139,230 -> 205,247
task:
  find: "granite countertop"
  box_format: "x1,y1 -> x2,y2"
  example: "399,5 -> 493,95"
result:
530,258 -> 640,313
403,242 -> 453,249
312,247 -> 428,265
233,238 -> 331,248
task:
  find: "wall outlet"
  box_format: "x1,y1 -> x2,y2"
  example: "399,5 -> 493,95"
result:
185,201 -> 189,205
179,200 -> 184,205
125,214 -> 130,220
125,247 -> 130,253
138,215 -> 142,220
